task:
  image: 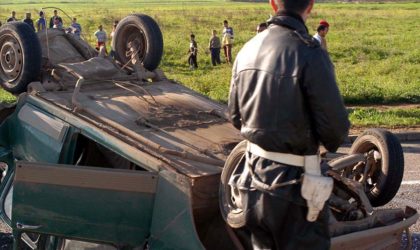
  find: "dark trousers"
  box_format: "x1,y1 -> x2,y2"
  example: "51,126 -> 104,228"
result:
210,48 -> 221,66
223,44 -> 232,63
188,54 -> 198,68
237,191 -> 330,250
235,154 -> 330,250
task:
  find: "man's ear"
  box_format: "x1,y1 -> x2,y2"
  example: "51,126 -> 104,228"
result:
306,0 -> 315,15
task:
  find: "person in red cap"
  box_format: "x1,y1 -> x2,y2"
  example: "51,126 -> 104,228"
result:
313,19 -> 329,50
227,0 -> 349,249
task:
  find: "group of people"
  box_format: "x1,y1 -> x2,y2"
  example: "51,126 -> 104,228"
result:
188,20 -> 234,69
1,10 -> 81,37
1,10 -> 119,55
187,17 -> 329,70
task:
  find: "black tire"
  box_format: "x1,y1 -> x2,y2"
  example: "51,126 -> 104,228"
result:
112,14 -> 163,71
219,140 -> 247,228
0,22 -> 41,94
349,128 -> 404,207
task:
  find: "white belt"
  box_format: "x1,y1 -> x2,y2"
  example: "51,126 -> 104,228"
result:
247,142 -> 317,168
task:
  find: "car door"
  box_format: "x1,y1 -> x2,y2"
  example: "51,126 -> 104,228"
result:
8,161 -> 158,248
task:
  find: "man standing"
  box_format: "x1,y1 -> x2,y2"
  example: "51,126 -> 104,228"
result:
23,13 -> 35,31
49,10 -> 63,28
313,19 -> 329,51
36,11 -> 46,32
94,25 -> 107,52
222,20 -> 234,64
70,17 -> 82,37
228,0 -> 350,249
208,30 -> 221,66
188,33 -> 198,69
7,11 -> 17,22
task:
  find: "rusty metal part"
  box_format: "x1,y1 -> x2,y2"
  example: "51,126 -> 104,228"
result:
328,170 -> 374,215
329,153 -> 365,171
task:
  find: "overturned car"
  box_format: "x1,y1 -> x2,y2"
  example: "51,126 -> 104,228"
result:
0,13 -> 417,249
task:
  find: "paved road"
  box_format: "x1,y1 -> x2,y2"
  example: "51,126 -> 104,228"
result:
0,141 -> 419,248
338,141 -> 420,249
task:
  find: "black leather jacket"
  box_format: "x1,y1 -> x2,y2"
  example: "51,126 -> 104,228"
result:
228,13 -> 350,155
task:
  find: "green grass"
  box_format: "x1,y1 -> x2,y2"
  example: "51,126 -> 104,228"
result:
348,107 -> 420,127
0,1 -> 419,126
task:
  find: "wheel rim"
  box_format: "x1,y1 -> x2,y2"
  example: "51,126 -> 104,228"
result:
115,24 -> 147,65
223,154 -> 245,215
228,180 -> 244,213
350,142 -> 383,192
0,34 -> 23,83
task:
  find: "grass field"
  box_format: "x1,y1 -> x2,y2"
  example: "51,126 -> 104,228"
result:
0,1 -> 419,126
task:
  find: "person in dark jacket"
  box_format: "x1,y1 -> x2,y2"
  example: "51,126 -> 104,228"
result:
7,11 -> 17,22
208,30 -> 221,66
23,13 -> 35,31
49,9 -> 63,28
227,0 -> 350,249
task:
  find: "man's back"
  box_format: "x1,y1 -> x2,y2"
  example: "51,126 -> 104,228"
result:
229,15 -> 349,155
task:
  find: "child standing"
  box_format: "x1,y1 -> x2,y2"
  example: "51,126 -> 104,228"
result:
188,34 -> 198,69
208,30 -> 221,66
222,20 -> 234,64
36,11 -> 46,32
94,25 -> 107,53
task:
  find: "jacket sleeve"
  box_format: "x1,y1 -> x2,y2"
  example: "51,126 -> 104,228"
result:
302,49 -> 350,152
228,61 -> 241,130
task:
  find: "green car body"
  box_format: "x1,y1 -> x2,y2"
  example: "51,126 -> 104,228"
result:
0,82 -> 240,249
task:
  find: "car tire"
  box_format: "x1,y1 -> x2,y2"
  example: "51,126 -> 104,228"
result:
349,128 -> 404,207
219,140 -> 247,228
0,22 -> 42,94
112,14 -> 163,71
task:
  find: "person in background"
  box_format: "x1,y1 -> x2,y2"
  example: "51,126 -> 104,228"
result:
228,0 -> 349,248
109,20 -> 119,58
7,11 -> 17,22
208,30 -> 221,66
94,25 -> 107,53
222,20 -> 234,64
23,12 -> 35,31
188,33 -> 198,69
256,22 -> 268,33
0,21 -> 2,27
53,16 -> 63,29
313,19 -> 329,51
49,10 -> 63,28
70,17 -> 82,37
36,11 -> 46,32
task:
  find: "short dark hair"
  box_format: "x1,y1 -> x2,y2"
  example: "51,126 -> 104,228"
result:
223,20 -> 228,24
258,22 -> 267,28
190,34 -> 195,38
317,25 -> 327,32
283,0 -> 311,14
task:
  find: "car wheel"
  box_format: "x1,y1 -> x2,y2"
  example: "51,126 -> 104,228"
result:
349,128 -> 404,207
112,14 -> 163,71
219,140 -> 247,228
0,22 -> 41,94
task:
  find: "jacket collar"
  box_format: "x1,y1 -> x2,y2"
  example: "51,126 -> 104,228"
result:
267,10 -> 309,34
